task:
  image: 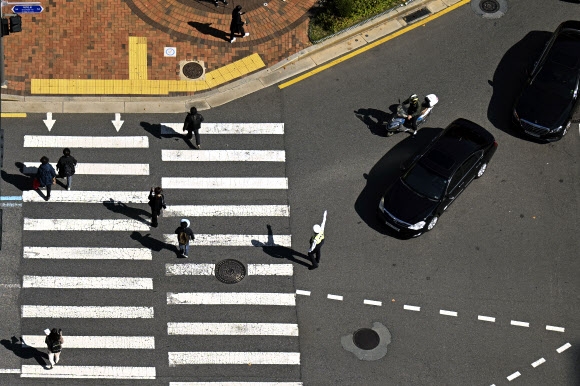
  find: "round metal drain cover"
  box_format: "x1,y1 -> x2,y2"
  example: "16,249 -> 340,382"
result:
479,0 -> 499,13
182,62 -> 204,79
353,328 -> 380,350
471,0 -> 507,18
215,259 -> 246,284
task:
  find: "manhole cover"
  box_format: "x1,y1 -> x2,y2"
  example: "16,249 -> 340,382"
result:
182,62 -> 204,79
353,328 -> 380,350
215,259 -> 246,284
479,0 -> 499,13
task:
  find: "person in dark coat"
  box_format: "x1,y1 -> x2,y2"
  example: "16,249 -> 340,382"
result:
175,219 -> 195,258
229,5 -> 249,43
36,156 -> 57,201
44,328 -> 64,370
56,148 -> 77,191
148,187 -> 166,227
183,107 -> 204,149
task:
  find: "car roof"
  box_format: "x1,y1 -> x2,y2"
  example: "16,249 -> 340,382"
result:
550,31 -> 580,70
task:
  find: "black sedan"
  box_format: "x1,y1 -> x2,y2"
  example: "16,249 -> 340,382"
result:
378,119 -> 498,238
513,20 -> 580,141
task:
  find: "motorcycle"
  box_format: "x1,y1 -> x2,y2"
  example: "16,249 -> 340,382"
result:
386,94 -> 438,136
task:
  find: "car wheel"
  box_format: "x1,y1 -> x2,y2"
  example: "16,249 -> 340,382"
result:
476,162 -> 487,178
426,216 -> 438,231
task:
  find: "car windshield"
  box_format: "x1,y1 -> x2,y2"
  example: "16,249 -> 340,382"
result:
402,163 -> 447,200
534,61 -> 578,97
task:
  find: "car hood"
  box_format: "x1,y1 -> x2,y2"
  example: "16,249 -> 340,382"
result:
382,179 -> 439,225
516,83 -> 574,128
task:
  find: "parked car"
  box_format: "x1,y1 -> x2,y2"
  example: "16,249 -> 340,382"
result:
513,20 -> 580,141
378,119 -> 498,238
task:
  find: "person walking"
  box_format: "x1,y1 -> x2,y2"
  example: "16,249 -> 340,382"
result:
229,5 -> 249,43
56,148 -> 77,191
308,210 -> 327,270
148,187 -> 166,228
183,107 -> 204,149
44,328 -> 63,370
175,219 -> 195,258
36,156 -> 57,201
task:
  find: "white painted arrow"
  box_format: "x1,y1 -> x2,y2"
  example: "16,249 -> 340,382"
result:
43,112 -> 56,131
112,113 -> 124,132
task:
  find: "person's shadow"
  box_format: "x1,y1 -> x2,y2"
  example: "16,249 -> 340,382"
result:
130,232 -> 180,255
251,225 -> 311,268
1,164 -> 33,191
354,108 -> 390,137
103,200 -> 150,224
146,121 -> 198,149
188,22 -> 230,41
0,336 -> 48,368
140,122 -> 162,139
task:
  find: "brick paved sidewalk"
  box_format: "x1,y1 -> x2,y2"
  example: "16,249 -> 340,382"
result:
1,0 -> 317,96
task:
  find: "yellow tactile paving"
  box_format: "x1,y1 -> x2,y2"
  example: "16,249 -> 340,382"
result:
129,36 -> 148,80
1,113 -> 27,118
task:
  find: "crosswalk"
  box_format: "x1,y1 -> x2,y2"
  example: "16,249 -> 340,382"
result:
18,122 -> 301,384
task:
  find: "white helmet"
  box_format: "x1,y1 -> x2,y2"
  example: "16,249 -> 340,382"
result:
180,218 -> 190,227
313,224 -> 322,233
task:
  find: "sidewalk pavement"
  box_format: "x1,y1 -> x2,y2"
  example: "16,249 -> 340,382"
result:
0,0 -> 467,114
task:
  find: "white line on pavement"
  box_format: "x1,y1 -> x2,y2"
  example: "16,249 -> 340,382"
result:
22,190 -> 149,203
21,335 -> 155,349
510,320 -> 529,328
167,323 -> 299,336
545,325 -> 565,332
363,299 -> 382,306
169,383 -> 302,386
0,369 -> 20,373
23,247 -> 152,260
557,343 -> 571,353
404,305 -> 421,311
162,150 -> 285,162
168,352 -> 300,366
23,163 -> 149,175
23,136 -> 149,148
439,310 -> 457,317
247,264 -> 293,276
21,306 -> 154,319
20,365 -> 156,379
531,358 -> 545,368
164,205 -> 290,217
506,371 -> 521,381
165,264 -> 293,276
163,234 -> 292,247
167,292 -> 296,306
478,315 -> 496,322
22,276 -> 153,290
160,123 -> 284,135
295,290 -> 311,296
162,177 -> 288,190
327,294 -> 343,301
24,218 -> 150,231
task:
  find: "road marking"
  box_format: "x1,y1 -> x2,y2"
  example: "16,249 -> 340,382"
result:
163,234 -> 292,247
23,163 -> 149,175
166,263 -> 293,276
162,177 -> 288,190
511,320 -> 529,328
23,247 -> 152,260
23,135 -> 149,148
167,292 -> 296,306
22,276 -> 153,290
168,352 -> 300,366
20,365 -> 156,379
327,294 -> 343,301
545,325 -> 565,332
506,371 -> 521,381
162,149 -> 285,162
21,335 -> 155,349
278,0 -> 470,88
363,299 -> 382,306
296,290 -> 311,296
21,306 -> 154,319
24,218 -> 150,231
478,315 -> 496,322
557,343 -> 571,353
169,383 -> 303,386
164,205 -> 290,217
248,264 -> 293,276
0,196 -> 22,201
531,358 -> 545,368
404,305 -> 421,311
439,310 -> 457,317
167,323 -> 299,336
161,122 -> 284,135
22,190 -> 149,203
0,202 -> 22,207
0,284 -> 20,288
0,369 -> 20,373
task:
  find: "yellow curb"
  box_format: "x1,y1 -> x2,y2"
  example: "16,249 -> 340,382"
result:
0,113 -> 27,118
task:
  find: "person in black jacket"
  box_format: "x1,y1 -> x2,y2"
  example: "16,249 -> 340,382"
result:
148,187 -> 166,228
36,156 -> 57,201
183,107 -> 204,149
44,328 -> 64,370
402,94 -> 423,135
229,5 -> 249,43
56,148 -> 77,191
175,219 -> 195,258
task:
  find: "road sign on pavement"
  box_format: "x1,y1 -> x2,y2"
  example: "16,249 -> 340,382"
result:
11,5 -> 43,13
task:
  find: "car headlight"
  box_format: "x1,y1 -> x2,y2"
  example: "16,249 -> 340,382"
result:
379,197 -> 385,211
549,125 -> 562,133
408,221 -> 425,230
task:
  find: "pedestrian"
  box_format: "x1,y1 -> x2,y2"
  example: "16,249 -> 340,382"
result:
308,210 -> 327,269
44,328 -> 63,370
229,5 -> 249,43
36,156 -> 56,201
175,218 -> 195,258
183,107 -> 204,149
214,0 -> 227,7
56,148 -> 77,191
148,187 -> 166,228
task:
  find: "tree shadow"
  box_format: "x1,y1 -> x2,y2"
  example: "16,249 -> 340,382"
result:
188,22 -> 229,41
103,201 -> 150,224
0,336 -> 48,368
251,225 -> 311,268
354,108 -> 390,137
130,232 -> 179,255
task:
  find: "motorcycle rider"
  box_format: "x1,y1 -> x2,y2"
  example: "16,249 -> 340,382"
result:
402,94 -> 423,135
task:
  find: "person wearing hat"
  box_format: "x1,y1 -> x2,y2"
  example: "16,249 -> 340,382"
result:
44,328 -> 63,370
183,106 -> 204,149
308,210 -> 327,269
229,5 -> 249,43
175,219 -> 195,258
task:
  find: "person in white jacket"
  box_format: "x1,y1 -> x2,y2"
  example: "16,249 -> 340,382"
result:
308,210 -> 327,269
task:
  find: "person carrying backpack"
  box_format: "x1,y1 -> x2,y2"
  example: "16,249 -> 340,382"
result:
56,148 -> 77,191
175,219 -> 195,258
44,328 -> 64,370
36,156 -> 57,201
148,187 -> 166,228
183,107 -> 204,149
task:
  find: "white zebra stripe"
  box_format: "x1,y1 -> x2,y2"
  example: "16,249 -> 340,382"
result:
166,264 -> 293,276
22,276 -> 153,290
21,306 -> 154,319
22,190 -> 149,203
23,136 -> 149,148
21,335 -> 155,349
20,365 -> 155,379
168,352 -> 299,366
164,205 -> 289,217
24,218 -> 150,231
162,150 -> 285,162
167,323 -> 298,336
23,247 -> 152,260
163,234 -> 291,247
247,264 -> 293,276
167,292 -> 296,306
169,383 -> 302,386
161,123 -> 284,135
162,177 -> 288,190
23,163 -> 149,175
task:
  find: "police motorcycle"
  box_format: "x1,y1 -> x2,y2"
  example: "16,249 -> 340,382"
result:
386,94 -> 438,136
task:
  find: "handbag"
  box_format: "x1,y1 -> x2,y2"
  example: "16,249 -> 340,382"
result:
32,178 -> 40,190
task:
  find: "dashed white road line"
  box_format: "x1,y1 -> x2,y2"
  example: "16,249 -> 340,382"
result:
23,247 -> 152,260
439,310 -> 457,317
162,177 -> 288,190
556,343 -> 571,353
363,299 -> 382,306
545,325 -> 565,332
164,205 -> 290,217
327,294 -> 343,301
506,371 -> 521,381
23,163 -> 149,175
404,305 -> 420,312
21,306 -> 154,319
167,323 -> 299,336
21,335 -> 155,349
531,358 -> 546,368
168,352 -> 300,366
20,365 -> 156,379
295,290 -> 311,296
167,292 -> 296,306
161,122 -> 284,135
163,234 -> 292,247
510,320 -> 529,328
22,276 -> 153,290
162,149 -> 285,162
478,315 -> 496,322
22,190 -> 149,203
23,136 -> 149,148
24,218 -> 150,231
